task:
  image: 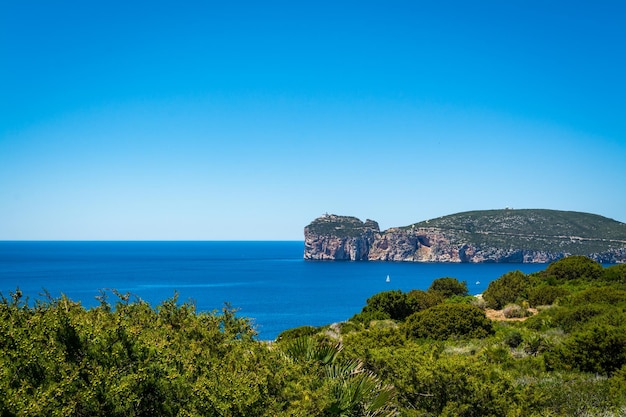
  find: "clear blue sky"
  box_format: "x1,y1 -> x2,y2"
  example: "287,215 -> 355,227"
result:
1,1 -> 625,240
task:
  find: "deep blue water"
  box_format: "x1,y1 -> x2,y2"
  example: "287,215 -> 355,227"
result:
0,241 -> 548,340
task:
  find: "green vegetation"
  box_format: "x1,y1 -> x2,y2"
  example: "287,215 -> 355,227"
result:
482,270 -> 531,309
3,258 -> 626,416
408,208 -> 626,254
305,214 -> 379,238
405,304 -> 494,340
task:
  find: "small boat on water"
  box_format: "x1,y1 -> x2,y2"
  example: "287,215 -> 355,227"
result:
386,275 -> 390,283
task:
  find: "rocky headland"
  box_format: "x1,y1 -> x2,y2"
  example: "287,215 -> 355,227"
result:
304,209 -> 626,263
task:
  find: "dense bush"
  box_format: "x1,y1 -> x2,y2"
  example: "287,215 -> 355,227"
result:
428,277 -> 468,298
503,330 -> 523,348
482,270 -> 530,309
544,255 -> 604,282
565,286 -> 626,306
549,303 -> 615,332
406,289 -> 445,311
276,325 -> 320,341
0,293 -> 277,416
545,325 -> 626,376
5,257 -> 626,416
0,292 -> 396,417
364,346 -> 515,417
527,285 -> 569,307
353,290 -> 418,322
603,263 -> 626,283
404,304 -> 493,340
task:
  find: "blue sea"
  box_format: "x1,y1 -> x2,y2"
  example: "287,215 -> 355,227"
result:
0,241 -> 548,340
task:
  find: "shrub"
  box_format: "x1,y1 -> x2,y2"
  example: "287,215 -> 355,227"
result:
603,264 -> 626,283
337,321 -> 361,335
483,270 -> 530,309
523,334 -> 550,356
277,325 -> 320,341
528,285 -> 569,307
358,290 -> 418,322
544,255 -> 603,282
502,304 -> 527,319
350,308 -> 391,324
504,331 -> 523,348
551,303 -> 614,332
372,347 -> 515,416
546,325 -> 626,376
428,277 -> 468,298
471,295 -> 487,310
406,289 -> 445,311
565,287 -> 626,306
445,295 -> 475,305
404,304 -> 493,340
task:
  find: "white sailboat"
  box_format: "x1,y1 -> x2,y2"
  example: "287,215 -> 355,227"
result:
386,275 -> 390,283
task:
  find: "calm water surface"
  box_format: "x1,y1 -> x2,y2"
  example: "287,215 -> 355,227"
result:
0,241 -> 548,339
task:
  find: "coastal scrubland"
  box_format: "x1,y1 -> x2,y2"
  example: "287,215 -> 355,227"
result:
2,256 -> 626,416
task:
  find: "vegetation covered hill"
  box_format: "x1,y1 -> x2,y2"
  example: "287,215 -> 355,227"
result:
305,209 -> 626,262
305,214 -> 379,238
407,208 -> 626,254
3,257 -> 626,416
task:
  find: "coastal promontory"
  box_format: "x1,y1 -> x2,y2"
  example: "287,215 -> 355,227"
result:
304,209 -> 626,263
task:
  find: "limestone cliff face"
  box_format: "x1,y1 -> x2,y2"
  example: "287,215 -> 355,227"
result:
304,214 -> 379,261
303,211 -> 626,263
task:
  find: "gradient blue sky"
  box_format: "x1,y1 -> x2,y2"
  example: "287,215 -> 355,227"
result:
1,1 -> 625,240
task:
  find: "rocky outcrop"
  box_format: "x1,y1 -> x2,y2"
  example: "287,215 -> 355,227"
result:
304,214 -> 379,260
304,211 -> 626,263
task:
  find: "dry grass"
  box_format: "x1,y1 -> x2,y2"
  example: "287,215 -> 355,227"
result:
485,308 -> 537,321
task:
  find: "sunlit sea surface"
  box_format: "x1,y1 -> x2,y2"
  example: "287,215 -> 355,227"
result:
0,241 -> 548,340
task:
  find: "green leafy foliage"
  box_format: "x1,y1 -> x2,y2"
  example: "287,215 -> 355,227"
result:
305,215 -> 379,238
428,277 -> 468,298
565,286 -> 626,306
4,256 -> 626,416
546,325 -> 626,376
482,270 -> 531,309
406,289 -> 445,310
351,290 -> 419,323
279,336 -> 396,416
0,292 -> 397,417
276,325 -> 320,342
603,263 -> 626,283
544,255 -> 604,282
528,284 -> 569,306
404,304 -> 493,340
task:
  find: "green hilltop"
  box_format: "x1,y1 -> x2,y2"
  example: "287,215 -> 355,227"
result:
406,209 -> 626,255
305,214 -> 379,239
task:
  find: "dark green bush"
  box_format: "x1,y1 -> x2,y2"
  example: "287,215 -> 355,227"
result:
528,285 -> 569,307
544,255 -> 604,282
276,325 -> 320,341
404,304 -> 493,340
368,347 -> 515,416
551,303 -> 614,332
603,264 -> 626,283
545,325 -> 626,376
503,331 -> 523,348
406,289 -> 445,311
565,286 -> 626,306
428,277 -> 468,298
350,309 -> 391,324
482,270 -> 530,309
356,290 -> 418,322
